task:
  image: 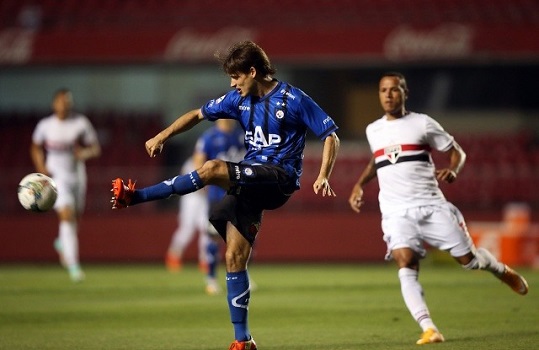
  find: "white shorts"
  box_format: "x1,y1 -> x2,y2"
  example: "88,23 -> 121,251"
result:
179,190 -> 209,233
53,177 -> 86,214
381,202 -> 474,260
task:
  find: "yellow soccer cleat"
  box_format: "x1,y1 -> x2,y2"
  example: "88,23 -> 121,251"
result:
416,328 -> 445,345
498,265 -> 529,295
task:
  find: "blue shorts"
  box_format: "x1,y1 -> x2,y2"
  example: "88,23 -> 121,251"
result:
209,162 -> 296,245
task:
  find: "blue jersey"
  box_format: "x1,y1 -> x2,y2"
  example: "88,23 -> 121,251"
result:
195,125 -> 245,203
201,80 -> 338,188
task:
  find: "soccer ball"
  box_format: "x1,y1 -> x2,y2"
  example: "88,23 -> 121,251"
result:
17,173 -> 58,212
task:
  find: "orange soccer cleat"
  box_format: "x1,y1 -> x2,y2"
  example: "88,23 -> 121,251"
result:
111,178 -> 136,209
228,338 -> 257,350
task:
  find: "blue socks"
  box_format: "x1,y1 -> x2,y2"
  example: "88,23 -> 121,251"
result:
226,270 -> 251,341
131,171 -> 203,205
207,241 -> 219,279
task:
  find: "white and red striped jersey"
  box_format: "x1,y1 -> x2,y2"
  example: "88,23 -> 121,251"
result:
32,113 -> 98,183
366,112 -> 455,215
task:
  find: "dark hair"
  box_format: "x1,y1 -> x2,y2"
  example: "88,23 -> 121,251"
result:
381,72 -> 408,92
217,41 -> 276,77
53,88 -> 71,99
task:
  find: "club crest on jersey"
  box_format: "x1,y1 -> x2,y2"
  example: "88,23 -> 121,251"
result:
275,110 -> 284,119
243,167 -> 254,176
384,145 -> 402,164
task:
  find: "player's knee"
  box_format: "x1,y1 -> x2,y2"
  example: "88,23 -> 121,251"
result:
461,251 -> 489,270
200,159 -> 226,178
224,249 -> 249,272
57,206 -> 76,221
205,159 -> 225,171
462,257 -> 480,270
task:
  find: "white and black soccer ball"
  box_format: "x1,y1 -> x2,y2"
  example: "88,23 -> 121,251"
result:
17,173 -> 58,212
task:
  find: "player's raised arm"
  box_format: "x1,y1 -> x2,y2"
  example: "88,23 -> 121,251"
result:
145,109 -> 205,157
313,132 -> 339,197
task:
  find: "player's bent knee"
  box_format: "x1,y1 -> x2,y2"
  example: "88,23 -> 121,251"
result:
462,257 -> 480,270
198,159 -> 227,182
461,251 -> 490,270
201,159 -> 226,175
224,250 -> 249,272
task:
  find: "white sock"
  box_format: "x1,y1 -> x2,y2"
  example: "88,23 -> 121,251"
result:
476,248 -> 505,274
59,220 -> 79,268
463,248 -> 505,275
398,268 -> 437,331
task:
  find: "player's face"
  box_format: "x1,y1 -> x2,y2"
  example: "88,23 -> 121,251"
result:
52,92 -> 73,119
379,76 -> 406,117
229,69 -> 256,97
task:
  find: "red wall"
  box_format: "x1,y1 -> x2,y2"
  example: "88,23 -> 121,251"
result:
0,209 -> 387,263
0,209 -> 506,264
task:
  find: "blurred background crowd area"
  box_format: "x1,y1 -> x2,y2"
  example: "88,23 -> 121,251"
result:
1,0 -> 538,30
1,0 -> 539,216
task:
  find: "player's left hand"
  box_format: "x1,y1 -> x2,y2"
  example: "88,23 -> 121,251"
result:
435,168 -> 457,183
313,177 -> 336,197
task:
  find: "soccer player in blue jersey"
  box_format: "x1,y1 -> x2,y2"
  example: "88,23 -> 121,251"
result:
111,40 -> 339,350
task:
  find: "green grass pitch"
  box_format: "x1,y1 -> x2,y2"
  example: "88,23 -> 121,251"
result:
0,263 -> 537,349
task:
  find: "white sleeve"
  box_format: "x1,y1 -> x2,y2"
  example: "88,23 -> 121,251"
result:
425,115 -> 454,152
81,116 -> 99,145
32,120 -> 46,145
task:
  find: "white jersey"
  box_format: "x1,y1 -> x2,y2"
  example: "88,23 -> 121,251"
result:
32,113 -> 98,183
366,112 -> 455,215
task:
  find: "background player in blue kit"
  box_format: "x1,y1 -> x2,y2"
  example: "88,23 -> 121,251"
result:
111,41 -> 339,350
195,119 -> 245,295
166,118 -> 244,295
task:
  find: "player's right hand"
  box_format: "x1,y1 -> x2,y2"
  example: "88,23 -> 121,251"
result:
348,185 -> 364,213
145,136 -> 164,157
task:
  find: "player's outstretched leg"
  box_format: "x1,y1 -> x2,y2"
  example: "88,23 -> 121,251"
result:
464,248 -> 529,295
111,172 -> 205,209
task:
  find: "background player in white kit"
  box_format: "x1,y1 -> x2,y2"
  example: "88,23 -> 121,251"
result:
348,72 -> 529,345
31,88 -> 101,282
165,157 -> 210,273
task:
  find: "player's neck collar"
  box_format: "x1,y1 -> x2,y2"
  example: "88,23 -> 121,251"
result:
258,79 -> 280,100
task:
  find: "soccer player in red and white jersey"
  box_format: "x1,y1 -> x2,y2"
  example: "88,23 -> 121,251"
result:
348,72 -> 528,345
31,88 -> 101,282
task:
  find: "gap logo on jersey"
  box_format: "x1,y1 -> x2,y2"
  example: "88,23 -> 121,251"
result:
245,126 -> 281,149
